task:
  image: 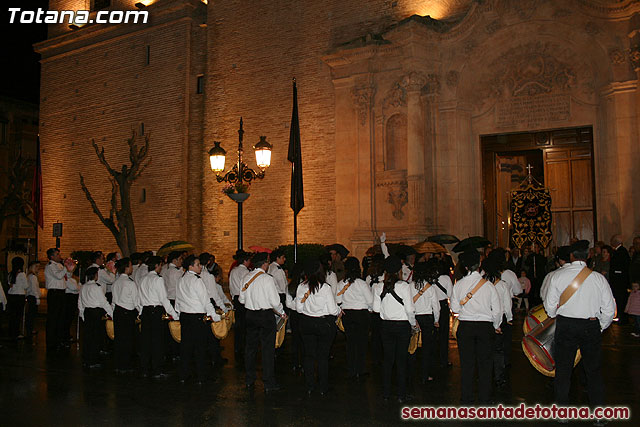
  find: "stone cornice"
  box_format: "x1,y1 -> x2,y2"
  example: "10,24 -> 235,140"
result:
575,0 -> 640,20
600,80 -> 638,97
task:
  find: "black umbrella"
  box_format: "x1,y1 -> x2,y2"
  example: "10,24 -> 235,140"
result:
325,243 -> 349,259
452,236 -> 492,253
427,234 -> 460,244
392,244 -> 418,259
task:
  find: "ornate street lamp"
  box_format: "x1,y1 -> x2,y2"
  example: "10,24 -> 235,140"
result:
209,117 -> 271,250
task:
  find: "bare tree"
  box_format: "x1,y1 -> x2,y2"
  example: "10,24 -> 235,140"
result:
79,131 -> 150,256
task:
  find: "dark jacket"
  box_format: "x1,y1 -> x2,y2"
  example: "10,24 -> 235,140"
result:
609,246 -> 630,290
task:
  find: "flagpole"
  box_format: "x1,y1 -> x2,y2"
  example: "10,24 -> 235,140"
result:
288,77 -> 304,264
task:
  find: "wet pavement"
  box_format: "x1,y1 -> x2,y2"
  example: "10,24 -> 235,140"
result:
0,311 -> 638,426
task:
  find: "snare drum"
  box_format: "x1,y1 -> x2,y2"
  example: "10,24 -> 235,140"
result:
522,317 -> 581,377
523,304 -> 548,334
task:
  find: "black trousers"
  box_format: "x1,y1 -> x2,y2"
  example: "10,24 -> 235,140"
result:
46,289 -> 66,350
437,300 -> 450,366
233,296 -> 247,358
114,305 -> 137,370
554,315 -> 604,406
8,294 -> 25,339
380,320 -> 411,398
64,293 -> 79,341
245,309 -> 277,388
457,320 -> 494,404
140,306 -> 165,375
25,295 -> 37,336
370,312 -> 382,365
180,313 -> 208,381
343,309 -> 369,376
300,314 -> 336,392
290,310 -> 304,368
416,314 -> 435,380
82,307 -> 105,365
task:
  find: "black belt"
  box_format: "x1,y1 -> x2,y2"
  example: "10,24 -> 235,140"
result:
115,305 -> 137,313
249,308 -> 272,313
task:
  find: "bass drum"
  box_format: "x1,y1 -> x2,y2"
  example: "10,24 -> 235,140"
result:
168,320 -> 181,343
105,319 -> 115,340
523,304 -> 548,335
452,316 -> 459,339
522,317 -> 581,377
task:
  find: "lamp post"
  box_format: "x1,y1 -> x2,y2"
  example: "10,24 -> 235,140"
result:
209,117 -> 272,250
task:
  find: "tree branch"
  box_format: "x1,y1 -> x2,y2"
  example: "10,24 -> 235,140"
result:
127,131 -> 150,180
79,173 -> 119,236
91,139 -> 118,177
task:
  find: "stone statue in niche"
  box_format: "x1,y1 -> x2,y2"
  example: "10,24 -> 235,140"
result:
387,187 -> 408,220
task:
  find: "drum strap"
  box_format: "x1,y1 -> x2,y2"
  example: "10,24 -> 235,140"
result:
300,289 -> 312,303
337,282 -> 351,296
558,267 -> 592,308
241,271 -> 264,292
413,283 -> 432,303
460,278 -> 488,306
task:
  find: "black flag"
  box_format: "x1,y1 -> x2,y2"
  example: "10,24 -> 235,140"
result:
288,79 -> 304,215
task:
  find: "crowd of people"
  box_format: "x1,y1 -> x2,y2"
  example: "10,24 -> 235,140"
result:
0,233 -> 639,422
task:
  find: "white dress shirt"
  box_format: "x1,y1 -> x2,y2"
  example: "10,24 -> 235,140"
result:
45,261 -> 71,290
335,278 -> 373,310
373,280 -> 416,326
369,276 -> 384,313
451,271 -> 502,330
540,264 -> 567,301
295,282 -> 340,317
133,263 -> 148,286
217,282 -> 232,306
326,270 -> 338,289
433,275 -> 453,301
501,269 -> 522,297
164,263 -> 182,301
90,263 -> 116,294
402,264 -> 413,282
27,274 -> 42,301
176,271 -> 218,319
8,272 -> 29,295
543,261 -> 616,331
0,280 -> 6,310
65,276 -> 81,295
411,282 -> 440,322
201,268 -> 228,312
112,273 -> 140,312
229,264 -> 250,298
493,279 -> 513,322
239,268 -> 284,314
78,280 -> 113,320
268,262 -> 288,294
139,271 -> 179,319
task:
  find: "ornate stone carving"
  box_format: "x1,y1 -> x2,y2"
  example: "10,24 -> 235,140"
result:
352,85 -> 376,126
609,49 -> 626,65
401,71 -> 427,92
446,70 -> 459,88
629,45 -> 640,71
419,74 -> 440,96
387,187 -> 408,220
383,82 -> 407,111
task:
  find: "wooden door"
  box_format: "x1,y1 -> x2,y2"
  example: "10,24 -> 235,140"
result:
544,147 -> 594,246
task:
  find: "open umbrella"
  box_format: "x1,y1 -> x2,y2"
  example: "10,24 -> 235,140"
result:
452,236 -> 492,253
413,241 -> 447,254
249,245 -> 272,253
427,234 -> 460,244
157,240 -> 195,257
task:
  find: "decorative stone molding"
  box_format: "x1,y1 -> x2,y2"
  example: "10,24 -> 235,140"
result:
421,74 -> 441,95
383,82 -> 407,112
351,85 -> 376,126
446,70 -> 459,88
585,22 -> 600,37
387,187 -> 408,220
401,71 -> 427,92
609,49 -> 626,65
553,8 -> 572,18
485,19 -> 502,35
629,45 -> 640,71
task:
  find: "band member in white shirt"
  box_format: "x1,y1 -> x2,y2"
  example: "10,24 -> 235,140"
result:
268,249 -> 288,306
373,255 -> 418,403
540,246 -> 571,302
199,252 -> 228,367
285,262 -> 304,371
296,258 -> 340,395
544,240 -> 616,412
240,252 -> 286,392
229,250 -> 252,360
432,259 -> 453,368
112,258 -> 140,373
45,247 -> 75,351
63,270 -> 81,344
78,267 -> 113,368
7,257 -> 28,340
451,250 -> 502,404
176,255 -> 219,384
25,261 -> 42,338
366,254 -> 385,366
336,257 -> 373,380
139,256 -> 179,379
163,251 -> 183,359
410,261 -> 441,383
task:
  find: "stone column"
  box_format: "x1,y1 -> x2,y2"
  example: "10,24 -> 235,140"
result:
402,71 -> 427,235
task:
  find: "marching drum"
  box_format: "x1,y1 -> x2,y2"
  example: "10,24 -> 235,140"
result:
522,317 -> 581,377
452,316 -> 459,339
523,304 -> 548,335
408,330 -> 421,354
105,318 -> 115,340
168,320 -> 182,343
275,316 -> 287,349
211,310 -> 234,340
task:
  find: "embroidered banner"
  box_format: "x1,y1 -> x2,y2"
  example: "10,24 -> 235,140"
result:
510,181 -> 553,249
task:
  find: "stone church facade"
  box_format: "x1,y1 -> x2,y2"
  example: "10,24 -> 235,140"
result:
36,0 -> 640,264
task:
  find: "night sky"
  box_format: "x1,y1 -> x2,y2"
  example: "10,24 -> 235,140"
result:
1,1 -> 50,103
